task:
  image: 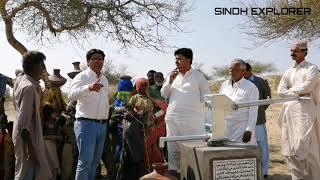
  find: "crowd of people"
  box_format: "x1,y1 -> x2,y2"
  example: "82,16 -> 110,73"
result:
0,42 -> 319,180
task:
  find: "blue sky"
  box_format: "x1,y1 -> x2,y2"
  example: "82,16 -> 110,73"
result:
1,0 -> 319,81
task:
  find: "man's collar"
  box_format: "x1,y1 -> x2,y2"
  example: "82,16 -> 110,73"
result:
293,60 -> 306,68
25,74 -> 40,86
87,67 -> 101,78
249,75 -> 255,81
180,68 -> 193,76
228,77 -> 245,86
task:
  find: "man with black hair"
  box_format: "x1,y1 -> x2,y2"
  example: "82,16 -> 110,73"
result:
244,62 -> 271,178
13,51 -> 52,179
147,70 -> 156,86
161,48 -> 209,175
68,49 -> 109,180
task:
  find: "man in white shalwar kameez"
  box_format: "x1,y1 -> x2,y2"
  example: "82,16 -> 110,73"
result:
161,48 -> 209,175
219,59 -> 259,144
278,41 -> 320,180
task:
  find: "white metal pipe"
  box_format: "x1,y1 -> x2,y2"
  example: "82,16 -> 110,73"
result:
159,96 -> 310,148
233,97 -> 310,110
159,134 -> 211,148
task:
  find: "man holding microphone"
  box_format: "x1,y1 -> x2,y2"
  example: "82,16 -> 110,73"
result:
161,48 -> 210,177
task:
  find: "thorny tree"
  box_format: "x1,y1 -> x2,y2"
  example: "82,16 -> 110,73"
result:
242,0 -> 320,46
0,0 -> 188,90
211,60 -> 277,79
0,0 -> 189,55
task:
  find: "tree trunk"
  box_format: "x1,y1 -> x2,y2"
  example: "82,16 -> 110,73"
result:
3,19 -> 27,54
3,18 -> 51,91
1,2 -> 51,91
0,0 -> 27,55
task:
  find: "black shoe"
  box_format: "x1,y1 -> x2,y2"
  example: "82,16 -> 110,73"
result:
264,175 -> 268,178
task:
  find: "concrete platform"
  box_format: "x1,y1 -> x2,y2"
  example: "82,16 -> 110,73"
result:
180,141 -> 263,180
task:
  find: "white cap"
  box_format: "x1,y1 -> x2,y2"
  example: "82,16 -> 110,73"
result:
292,41 -> 308,50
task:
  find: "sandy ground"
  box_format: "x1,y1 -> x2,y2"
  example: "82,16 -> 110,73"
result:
4,101 -> 291,179
265,103 -> 291,180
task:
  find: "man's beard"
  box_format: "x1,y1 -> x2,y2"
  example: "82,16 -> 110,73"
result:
155,81 -> 164,86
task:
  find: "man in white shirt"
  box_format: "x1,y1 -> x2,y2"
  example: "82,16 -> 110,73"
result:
219,59 -> 259,144
161,48 -> 210,175
278,42 -> 320,180
68,49 -> 109,180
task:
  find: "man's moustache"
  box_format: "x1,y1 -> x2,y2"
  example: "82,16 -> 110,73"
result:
155,82 -> 164,86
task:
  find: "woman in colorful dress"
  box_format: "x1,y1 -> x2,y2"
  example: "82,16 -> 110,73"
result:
129,78 -> 165,173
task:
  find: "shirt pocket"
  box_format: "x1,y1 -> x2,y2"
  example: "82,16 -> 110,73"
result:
181,81 -> 197,92
233,89 -> 248,102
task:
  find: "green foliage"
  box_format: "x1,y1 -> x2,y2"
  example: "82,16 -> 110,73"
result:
246,60 -> 277,74
272,75 -> 282,88
193,62 -> 211,80
4,88 -> 12,101
211,65 -> 230,79
211,60 -> 277,79
103,60 -> 130,85
265,74 -> 282,97
209,80 -> 223,93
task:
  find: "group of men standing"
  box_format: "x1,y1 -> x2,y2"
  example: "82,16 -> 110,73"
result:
219,41 -> 320,180
160,43 -> 320,180
3,41 -> 320,180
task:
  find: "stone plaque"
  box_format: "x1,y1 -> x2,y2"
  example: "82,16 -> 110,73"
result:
212,158 -> 257,180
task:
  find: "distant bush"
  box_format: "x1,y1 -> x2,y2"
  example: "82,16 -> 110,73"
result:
265,75 -> 282,98
212,60 -> 278,79
209,74 -> 283,96
4,88 -> 13,102
209,80 -> 223,93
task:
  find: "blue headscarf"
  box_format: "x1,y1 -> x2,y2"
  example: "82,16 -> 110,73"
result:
118,79 -> 134,92
114,79 -> 134,108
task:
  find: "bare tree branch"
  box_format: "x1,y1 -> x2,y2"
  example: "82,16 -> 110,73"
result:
1,0 -> 190,54
0,1 -> 27,54
241,0 -> 319,46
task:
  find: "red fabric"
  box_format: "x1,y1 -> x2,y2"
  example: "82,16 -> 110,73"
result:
144,121 -> 166,167
154,100 -> 168,113
144,143 -> 164,168
143,88 -> 168,168
135,78 -> 149,92
146,121 -> 166,146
